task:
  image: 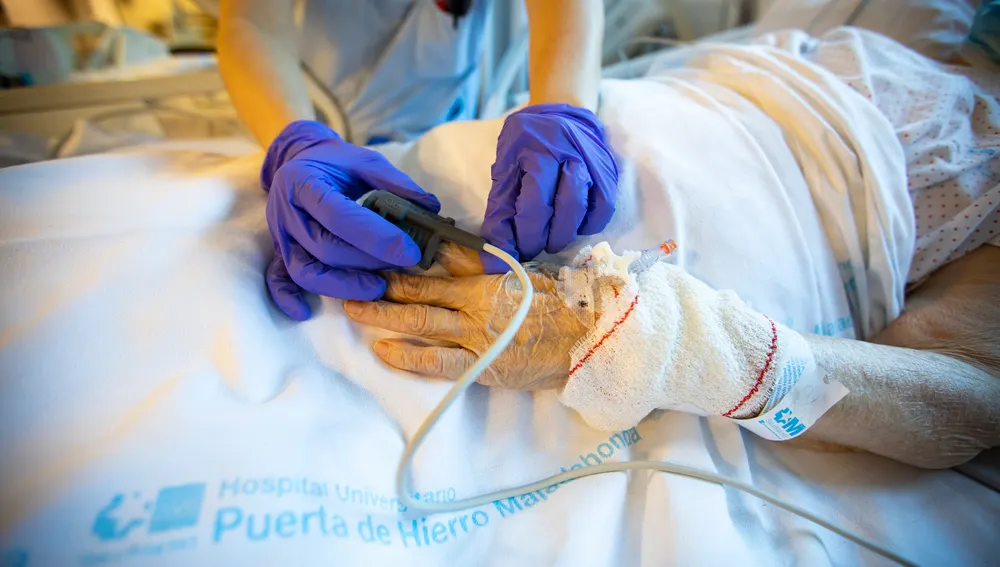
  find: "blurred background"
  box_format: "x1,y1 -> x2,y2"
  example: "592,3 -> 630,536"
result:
0,0 -> 980,166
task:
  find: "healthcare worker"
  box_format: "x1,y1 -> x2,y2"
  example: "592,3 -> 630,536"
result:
215,0 -> 620,319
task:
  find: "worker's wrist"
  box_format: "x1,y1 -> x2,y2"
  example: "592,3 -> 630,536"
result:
511,103 -> 606,142
528,87 -> 598,113
528,95 -> 591,112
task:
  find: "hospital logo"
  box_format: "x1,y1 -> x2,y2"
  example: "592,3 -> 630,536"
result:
92,483 -> 206,541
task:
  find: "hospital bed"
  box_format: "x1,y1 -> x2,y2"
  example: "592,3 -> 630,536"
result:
2,94 -> 998,567
2,1 -> 999,566
0,36 -> 246,166
0,56 -> 236,134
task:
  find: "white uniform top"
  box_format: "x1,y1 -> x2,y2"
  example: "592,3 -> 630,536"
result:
296,0 -> 490,145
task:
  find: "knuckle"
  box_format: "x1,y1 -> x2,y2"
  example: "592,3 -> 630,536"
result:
480,366 -> 508,387
271,164 -> 294,190
402,276 -> 430,299
500,273 -> 523,295
274,163 -> 310,197
365,150 -> 389,166
419,350 -> 445,375
526,271 -> 554,292
402,305 -> 429,332
286,266 -> 311,289
389,274 -> 432,302
365,301 -> 396,324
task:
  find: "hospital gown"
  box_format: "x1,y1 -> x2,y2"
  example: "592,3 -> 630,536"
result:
806,27 -> 1000,284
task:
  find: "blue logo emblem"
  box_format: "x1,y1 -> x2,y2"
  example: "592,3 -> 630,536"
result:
148,484 -> 206,533
92,483 -> 206,541
92,493 -> 150,541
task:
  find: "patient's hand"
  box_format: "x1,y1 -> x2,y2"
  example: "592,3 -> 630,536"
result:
343,260 -> 590,391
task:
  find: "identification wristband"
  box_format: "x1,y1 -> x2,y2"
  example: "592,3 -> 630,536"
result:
732,355 -> 849,442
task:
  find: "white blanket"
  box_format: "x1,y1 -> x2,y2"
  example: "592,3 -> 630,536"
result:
2,48 -> 998,567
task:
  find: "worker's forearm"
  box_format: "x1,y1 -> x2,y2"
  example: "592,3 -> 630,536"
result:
524,0 -> 603,111
217,0 -> 314,147
795,335 -> 1000,468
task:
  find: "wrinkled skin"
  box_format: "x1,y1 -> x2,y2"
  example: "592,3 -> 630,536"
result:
343,243 -> 590,390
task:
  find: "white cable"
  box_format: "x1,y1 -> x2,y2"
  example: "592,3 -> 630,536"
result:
396,244 -> 917,567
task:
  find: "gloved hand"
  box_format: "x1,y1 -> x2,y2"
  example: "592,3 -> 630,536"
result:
342,257 -> 591,390
481,104 -> 619,273
261,120 -> 440,319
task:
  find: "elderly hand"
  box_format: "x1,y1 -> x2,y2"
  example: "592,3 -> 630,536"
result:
481,104 -> 619,273
261,120 -> 441,319
342,249 -> 591,390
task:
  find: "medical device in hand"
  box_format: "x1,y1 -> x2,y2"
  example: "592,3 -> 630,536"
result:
363,191 -> 488,269
363,193 -> 916,567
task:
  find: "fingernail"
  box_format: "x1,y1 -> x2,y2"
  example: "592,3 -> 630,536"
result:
373,341 -> 390,358
343,301 -> 360,316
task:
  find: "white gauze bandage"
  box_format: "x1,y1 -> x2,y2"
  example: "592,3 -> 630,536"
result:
557,242 -> 848,441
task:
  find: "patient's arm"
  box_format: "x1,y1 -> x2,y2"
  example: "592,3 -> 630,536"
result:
363,245 -> 1000,469
524,0 -> 604,111
800,336 -> 1000,468
795,246 -> 1000,468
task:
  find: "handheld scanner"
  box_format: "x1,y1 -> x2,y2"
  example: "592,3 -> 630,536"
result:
362,191 -> 487,270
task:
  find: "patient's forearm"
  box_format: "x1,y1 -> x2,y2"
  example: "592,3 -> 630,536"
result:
524,0 -> 603,111
796,335 -> 1000,468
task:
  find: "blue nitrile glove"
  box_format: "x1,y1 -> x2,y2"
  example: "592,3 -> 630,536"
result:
261,120 -> 440,320
480,103 -> 619,273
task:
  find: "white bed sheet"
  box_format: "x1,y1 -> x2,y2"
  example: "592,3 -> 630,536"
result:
2,80 -> 999,566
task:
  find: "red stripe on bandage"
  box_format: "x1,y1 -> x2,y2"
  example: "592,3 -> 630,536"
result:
723,318 -> 778,418
568,294 -> 640,378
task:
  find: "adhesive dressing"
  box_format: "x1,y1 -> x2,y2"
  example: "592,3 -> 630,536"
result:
734,338 -> 849,442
